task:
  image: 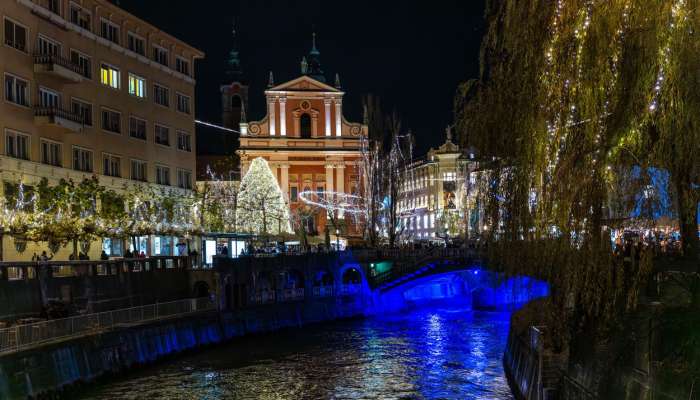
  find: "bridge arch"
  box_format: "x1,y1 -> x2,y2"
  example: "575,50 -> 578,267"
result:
341,266 -> 363,285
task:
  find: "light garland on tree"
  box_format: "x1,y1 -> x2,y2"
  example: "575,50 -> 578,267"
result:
236,157 -> 292,235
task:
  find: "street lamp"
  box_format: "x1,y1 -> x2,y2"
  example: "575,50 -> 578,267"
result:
335,229 -> 340,251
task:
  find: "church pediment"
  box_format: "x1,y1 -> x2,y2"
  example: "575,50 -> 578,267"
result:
268,75 -> 341,93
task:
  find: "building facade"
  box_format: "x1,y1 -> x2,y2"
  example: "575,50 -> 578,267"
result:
236,37 -> 367,238
398,127 -> 479,241
1,0 -> 204,260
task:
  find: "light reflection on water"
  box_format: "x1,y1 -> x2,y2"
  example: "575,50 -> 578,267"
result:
79,307 -> 514,400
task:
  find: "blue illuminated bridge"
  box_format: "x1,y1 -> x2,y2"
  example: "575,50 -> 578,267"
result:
213,247 -> 549,315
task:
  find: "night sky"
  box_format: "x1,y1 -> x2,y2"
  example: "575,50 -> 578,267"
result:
118,0 -> 486,155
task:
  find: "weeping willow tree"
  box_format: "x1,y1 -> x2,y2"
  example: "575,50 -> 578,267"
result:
457,0 -> 700,347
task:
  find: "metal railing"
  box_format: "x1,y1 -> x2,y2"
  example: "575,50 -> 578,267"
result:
0,297 -> 213,354
0,256 -> 192,282
34,105 -> 86,125
33,52 -> 84,76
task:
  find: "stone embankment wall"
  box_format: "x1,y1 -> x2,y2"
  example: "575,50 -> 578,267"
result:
0,296 -> 366,399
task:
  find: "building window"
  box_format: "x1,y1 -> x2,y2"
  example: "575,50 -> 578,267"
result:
154,124 -> 169,146
155,165 -> 170,186
153,84 -> 169,107
72,147 -> 93,172
127,32 -> 144,55
100,64 -> 119,89
130,159 -> 147,182
46,0 -> 60,14
177,169 -> 192,190
5,130 -> 29,160
129,117 -> 146,140
41,139 -> 62,167
4,18 -> 27,52
290,186 -> 298,202
37,35 -> 61,56
300,113 -> 312,138
152,45 -> 169,66
177,131 -> 191,152
70,50 -> 91,79
39,87 -> 60,108
71,99 -> 92,126
101,108 -> 121,133
103,154 -> 121,177
4,74 -> 29,106
176,93 -> 190,114
175,57 -> 189,76
128,73 -> 145,98
69,3 -> 91,30
100,19 -> 119,44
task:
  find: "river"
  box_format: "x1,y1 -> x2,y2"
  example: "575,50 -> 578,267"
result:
78,305 -> 514,399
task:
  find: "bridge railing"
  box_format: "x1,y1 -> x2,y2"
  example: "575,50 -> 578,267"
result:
369,248 -> 478,288
0,256 -> 194,282
0,297 -> 214,354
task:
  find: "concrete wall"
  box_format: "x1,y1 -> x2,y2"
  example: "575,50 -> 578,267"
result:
0,297 -> 366,399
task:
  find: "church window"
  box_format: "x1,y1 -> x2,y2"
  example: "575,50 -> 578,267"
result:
300,113 -> 312,138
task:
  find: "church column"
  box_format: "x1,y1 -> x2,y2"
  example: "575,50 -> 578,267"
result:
325,164 -> 334,195
335,163 -> 345,217
334,98 -> 342,137
270,162 -> 279,184
279,97 -> 287,136
280,164 -> 290,202
324,98 -> 332,137
268,97 -> 276,136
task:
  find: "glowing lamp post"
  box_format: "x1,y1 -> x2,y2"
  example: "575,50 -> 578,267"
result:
335,229 -> 340,251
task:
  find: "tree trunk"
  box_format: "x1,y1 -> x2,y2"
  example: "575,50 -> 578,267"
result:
674,173 -> 699,262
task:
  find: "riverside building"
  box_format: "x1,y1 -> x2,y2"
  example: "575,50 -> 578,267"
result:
0,0 -> 204,260
397,127 -> 482,241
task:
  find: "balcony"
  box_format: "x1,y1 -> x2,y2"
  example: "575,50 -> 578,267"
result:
34,106 -> 84,133
33,53 -> 84,83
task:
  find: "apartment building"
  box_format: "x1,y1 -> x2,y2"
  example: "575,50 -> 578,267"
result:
397,127 -> 477,241
0,0 -> 204,260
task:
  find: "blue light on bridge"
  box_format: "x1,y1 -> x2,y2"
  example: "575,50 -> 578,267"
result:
371,269 -> 549,314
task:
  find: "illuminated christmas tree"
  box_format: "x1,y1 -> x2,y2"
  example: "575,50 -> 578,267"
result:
236,157 -> 291,235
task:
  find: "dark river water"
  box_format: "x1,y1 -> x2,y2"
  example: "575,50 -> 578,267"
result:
79,306 -> 514,400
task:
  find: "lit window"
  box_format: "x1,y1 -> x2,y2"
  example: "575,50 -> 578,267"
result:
128,73 -> 145,98
100,64 -> 119,89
